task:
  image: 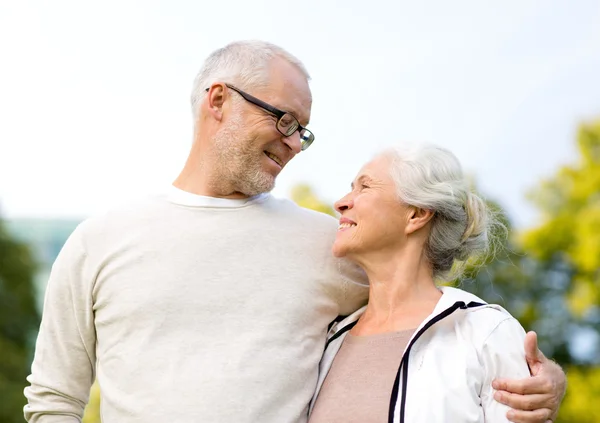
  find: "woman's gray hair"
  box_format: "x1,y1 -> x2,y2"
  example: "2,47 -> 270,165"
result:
382,143 -> 504,282
190,40 -> 310,118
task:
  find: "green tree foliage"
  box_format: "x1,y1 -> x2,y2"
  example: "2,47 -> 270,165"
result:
0,217 -> 40,423
82,382 -> 101,423
290,184 -> 336,217
517,120 -> 600,422
556,366 -> 600,423
522,120 -> 600,320
458,205 -> 577,366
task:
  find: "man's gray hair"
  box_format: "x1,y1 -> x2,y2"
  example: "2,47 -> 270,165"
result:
382,143 -> 504,282
190,40 -> 310,118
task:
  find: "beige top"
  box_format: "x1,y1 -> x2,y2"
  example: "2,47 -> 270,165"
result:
309,328 -> 416,423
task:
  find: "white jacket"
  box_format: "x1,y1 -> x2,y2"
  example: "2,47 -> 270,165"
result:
309,287 -> 530,423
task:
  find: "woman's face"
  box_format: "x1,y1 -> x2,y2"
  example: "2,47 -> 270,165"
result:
332,155 -> 412,259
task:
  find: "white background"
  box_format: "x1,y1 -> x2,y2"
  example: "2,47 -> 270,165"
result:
1,0 -> 600,228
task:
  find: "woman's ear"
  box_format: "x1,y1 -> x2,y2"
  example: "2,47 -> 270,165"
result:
405,207 -> 435,235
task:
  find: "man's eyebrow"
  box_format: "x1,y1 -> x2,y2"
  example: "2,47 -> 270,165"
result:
288,108 -> 310,126
273,102 -> 309,126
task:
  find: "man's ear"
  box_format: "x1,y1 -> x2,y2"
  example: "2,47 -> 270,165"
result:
405,207 -> 435,235
205,83 -> 227,121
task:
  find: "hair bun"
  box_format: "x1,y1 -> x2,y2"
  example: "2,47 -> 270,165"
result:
456,192 -> 489,261
462,192 -> 486,241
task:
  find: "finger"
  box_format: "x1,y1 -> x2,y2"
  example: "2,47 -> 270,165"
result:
492,376 -> 550,395
524,331 -> 540,362
524,331 -> 547,374
494,390 -> 552,411
506,407 -> 552,423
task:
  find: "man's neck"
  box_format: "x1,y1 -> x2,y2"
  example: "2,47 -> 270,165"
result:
172,178 -> 249,199
173,149 -> 250,199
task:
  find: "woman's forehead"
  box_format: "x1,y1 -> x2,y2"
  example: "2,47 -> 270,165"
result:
357,155 -> 392,178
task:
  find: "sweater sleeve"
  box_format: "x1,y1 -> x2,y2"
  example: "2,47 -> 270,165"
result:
24,225 -> 97,423
480,317 -> 530,423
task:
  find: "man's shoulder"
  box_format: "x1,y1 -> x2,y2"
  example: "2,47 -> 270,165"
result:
76,195 -> 170,239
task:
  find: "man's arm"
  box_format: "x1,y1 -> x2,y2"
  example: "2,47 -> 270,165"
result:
492,332 -> 566,423
333,256 -> 369,315
24,226 -> 97,423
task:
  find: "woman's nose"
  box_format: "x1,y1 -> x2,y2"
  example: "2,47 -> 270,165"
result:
334,195 -> 353,213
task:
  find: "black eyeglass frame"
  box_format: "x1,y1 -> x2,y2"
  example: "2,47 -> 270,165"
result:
204,84 -> 315,151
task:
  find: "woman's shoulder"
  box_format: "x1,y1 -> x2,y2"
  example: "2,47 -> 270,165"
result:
463,307 -> 525,347
439,286 -> 525,346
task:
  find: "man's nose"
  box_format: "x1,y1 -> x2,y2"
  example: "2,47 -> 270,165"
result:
282,131 -> 303,155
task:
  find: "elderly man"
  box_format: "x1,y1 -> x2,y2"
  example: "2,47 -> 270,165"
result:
25,41 -> 565,423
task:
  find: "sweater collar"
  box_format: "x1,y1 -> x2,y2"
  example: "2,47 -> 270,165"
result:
166,185 -> 269,208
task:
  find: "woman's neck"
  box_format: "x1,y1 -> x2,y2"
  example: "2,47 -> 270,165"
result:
351,244 -> 442,335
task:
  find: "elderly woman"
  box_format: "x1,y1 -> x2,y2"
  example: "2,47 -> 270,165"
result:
309,144 -> 563,423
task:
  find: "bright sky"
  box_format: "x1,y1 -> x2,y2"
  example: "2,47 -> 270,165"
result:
1,0 -> 600,228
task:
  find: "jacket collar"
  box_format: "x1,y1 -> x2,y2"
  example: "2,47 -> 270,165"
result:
330,286 -> 490,336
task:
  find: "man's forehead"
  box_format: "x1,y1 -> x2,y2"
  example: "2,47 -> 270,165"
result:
283,97 -> 312,124
264,86 -> 312,125
263,59 -> 312,124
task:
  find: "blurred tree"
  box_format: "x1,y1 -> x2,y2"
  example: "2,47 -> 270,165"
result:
458,202 -> 577,365
440,121 -> 600,422
555,366 -> 600,423
0,217 -> 40,423
460,121 -> 600,365
518,119 -> 600,422
290,184 -> 336,217
82,381 -> 101,423
522,119 -> 600,324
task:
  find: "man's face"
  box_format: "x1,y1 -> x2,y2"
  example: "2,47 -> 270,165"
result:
211,58 -> 312,197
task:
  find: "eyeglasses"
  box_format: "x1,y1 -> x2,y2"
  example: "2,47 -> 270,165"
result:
205,84 -> 315,151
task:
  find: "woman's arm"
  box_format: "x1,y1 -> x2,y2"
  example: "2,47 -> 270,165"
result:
480,317 -> 531,422
492,332 -> 566,423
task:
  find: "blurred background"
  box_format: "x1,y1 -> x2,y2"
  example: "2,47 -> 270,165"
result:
1,1 -> 599,422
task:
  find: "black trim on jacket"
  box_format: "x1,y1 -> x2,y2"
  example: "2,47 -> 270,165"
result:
325,321 -> 358,350
388,301 -> 485,423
